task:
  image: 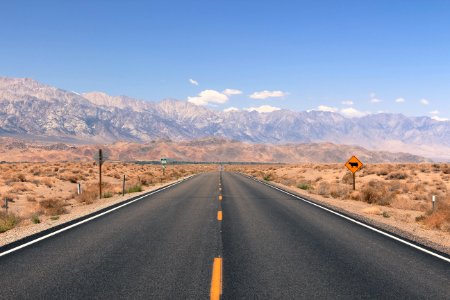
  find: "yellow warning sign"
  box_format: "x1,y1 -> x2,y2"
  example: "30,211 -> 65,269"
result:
345,156 -> 363,173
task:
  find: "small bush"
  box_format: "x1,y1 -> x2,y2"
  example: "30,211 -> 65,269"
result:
127,185 -> 143,193
103,192 -> 113,198
360,181 -> 394,205
317,182 -> 330,197
39,199 -> 67,215
0,212 -> 20,233
297,183 -> 311,190
386,172 -> 408,180
27,196 -> 36,202
263,173 -> 274,181
31,214 -> 41,224
341,173 -> 353,184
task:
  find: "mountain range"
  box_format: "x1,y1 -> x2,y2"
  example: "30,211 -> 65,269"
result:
0,137 -> 428,163
1,77 -> 449,161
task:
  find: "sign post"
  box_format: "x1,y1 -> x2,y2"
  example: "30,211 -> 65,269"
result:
161,158 -> 167,176
345,155 -> 363,190
94,149 -> 108,199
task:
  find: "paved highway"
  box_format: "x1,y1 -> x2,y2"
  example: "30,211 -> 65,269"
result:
1,172 -> 449,299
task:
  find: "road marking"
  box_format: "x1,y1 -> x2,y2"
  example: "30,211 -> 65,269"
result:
218,195 -> 223,201
210,257 -> 223,300
0,175 -> 196,258
217,211 -> 223,221
240,173 -> 450,264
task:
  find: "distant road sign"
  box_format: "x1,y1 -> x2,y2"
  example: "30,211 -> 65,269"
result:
161,158 -> 167,165
345,156 -> 363,173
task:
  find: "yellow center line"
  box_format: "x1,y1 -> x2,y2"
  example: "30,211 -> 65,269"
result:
210,257 -> 223,300
217,210 -> 223,221
218,195 -> 223,201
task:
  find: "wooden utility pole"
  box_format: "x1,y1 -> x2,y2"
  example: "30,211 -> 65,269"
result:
99,149 -> 103,199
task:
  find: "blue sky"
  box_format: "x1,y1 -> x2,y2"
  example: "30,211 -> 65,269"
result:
1,1 -> 449,119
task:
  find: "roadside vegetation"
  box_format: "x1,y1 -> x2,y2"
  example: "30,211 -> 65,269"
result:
0,162 -> 215,233
228,163 -> 450,233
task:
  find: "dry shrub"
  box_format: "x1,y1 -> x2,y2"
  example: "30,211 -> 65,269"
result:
42,178 -> 54,188
420,199 -> 450,231
442,165 -> 450,175
279,178 -> 296,186
27,195 -> 37,202
317,182 -> 331,197
0,212 -> 20,233
360,180 -> 395,205
17,173 -> 27,182
39,198 -> 67,215
391,195 -> 421,211
329,184 -> 350,199
58,172 -> 81,183
10,183 -> 31,193
77,184 -> 98,204
341,173 -> 353,184
386,172 -> 408,180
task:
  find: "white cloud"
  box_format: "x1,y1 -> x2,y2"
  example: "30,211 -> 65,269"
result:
395,97 -> 405,103
249,90 -> 287,99
223,89 -> 242,96
245,105 -> 281,113
432,116 -> 449,122
316,105 -> 338,113
187,89 -> 228,106
420,98 -> 429,105
341,100 -> 354,106
223,107 -> 240,112
340,107 -> 368,118
189,78 -> 199,86
370,98 -> 382,103
429,110 -> 440,115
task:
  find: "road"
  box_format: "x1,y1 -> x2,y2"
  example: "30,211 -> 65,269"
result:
1,172 -> 449,299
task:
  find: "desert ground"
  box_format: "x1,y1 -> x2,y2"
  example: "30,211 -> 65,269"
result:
0,162 -> 216,241
226,163 -> 450,252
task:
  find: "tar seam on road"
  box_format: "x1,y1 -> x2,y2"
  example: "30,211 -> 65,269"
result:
240,173 -> 450,264
0,175 -> 196,258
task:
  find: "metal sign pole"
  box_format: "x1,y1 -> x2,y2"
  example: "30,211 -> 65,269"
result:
353,172 -> 356,191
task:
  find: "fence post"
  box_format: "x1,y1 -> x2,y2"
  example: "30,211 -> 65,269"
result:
122,175 -> 126,196
4,198 -> 8,215
432,195 -> 436,211
77,183 -> 81,195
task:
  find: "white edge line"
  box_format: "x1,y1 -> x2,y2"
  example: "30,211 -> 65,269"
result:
0,175 -> 195,258
238,172 -> 450,264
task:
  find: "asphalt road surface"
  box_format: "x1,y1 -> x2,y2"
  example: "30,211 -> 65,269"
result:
1,172 -> 449,299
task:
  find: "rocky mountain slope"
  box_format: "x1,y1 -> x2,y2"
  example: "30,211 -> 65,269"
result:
1,77 -> 449,160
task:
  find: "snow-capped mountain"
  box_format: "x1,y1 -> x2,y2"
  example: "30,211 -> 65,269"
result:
1,77 -> 449,160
